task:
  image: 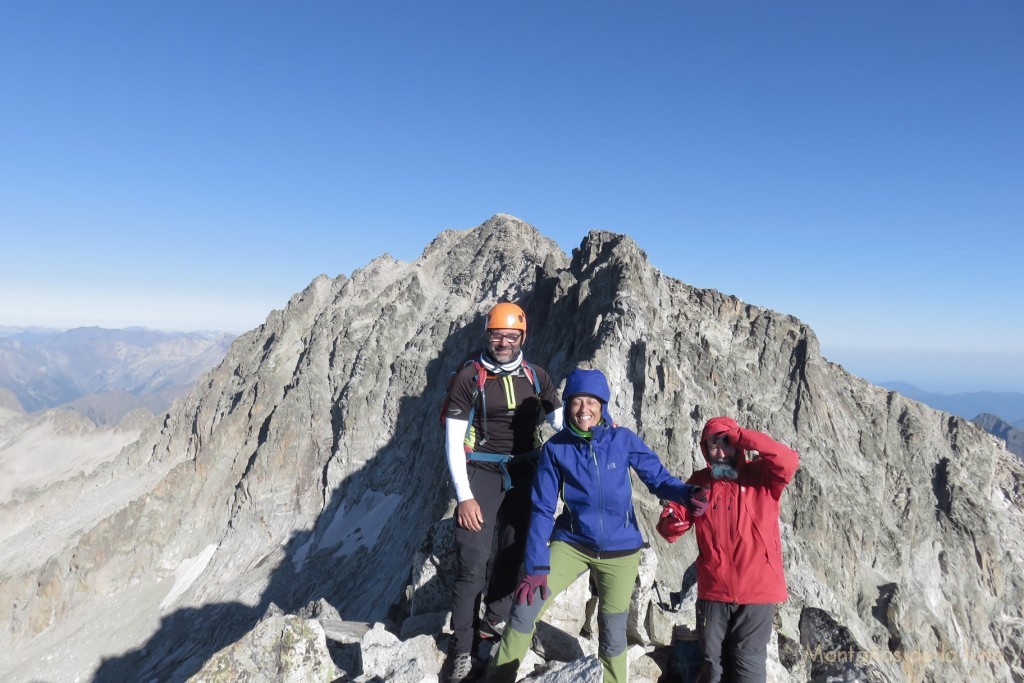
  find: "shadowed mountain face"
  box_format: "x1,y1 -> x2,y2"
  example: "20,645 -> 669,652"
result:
2,215 -> 1022,682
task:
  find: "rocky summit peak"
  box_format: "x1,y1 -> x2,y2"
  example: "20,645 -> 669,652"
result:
2,216 -> 1022,682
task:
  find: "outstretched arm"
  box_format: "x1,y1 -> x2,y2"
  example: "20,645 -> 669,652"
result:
628,432 -> 701,505
523,445 -> 561,575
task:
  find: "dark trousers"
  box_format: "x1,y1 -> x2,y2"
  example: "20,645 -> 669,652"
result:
696,600 -> 774,683
449,462 -> 533,655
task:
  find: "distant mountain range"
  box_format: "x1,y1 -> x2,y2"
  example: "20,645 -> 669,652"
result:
0,326 -> 235,424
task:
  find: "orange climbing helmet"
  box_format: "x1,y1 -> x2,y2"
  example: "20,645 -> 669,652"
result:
486,302 -> 527,340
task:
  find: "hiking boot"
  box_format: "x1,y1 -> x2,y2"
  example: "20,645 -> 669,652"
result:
479,618 -> 506,640
448,653 -> 474,682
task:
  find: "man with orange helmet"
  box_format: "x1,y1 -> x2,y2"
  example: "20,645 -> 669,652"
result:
443,302 -> 562,682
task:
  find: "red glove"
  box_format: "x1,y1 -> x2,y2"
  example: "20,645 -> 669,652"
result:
514,574 -> 551,606
657,502 -> 691,542
685,486 -> 708,517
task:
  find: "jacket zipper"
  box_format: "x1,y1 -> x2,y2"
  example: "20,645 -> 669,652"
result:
591,439 -> 606,554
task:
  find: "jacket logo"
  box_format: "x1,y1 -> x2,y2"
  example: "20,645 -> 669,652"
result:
607,462 -> 617,469
450,408 -> 463,416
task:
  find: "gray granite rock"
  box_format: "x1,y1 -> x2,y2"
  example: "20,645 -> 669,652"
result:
187,607 -> 340,683
522,654 -> 602,682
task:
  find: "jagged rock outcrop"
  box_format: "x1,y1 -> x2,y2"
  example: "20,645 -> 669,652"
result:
188,604 -> 341,683
2,214 -> 1022,682
974,412 -> 1024,460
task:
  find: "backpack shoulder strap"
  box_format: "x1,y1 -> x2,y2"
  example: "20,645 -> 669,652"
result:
439,358 -> 487,427
469,359 -> 487,393
521,360 -> 542,395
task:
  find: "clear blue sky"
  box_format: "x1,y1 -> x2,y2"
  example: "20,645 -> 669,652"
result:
1,1 -> 1021,393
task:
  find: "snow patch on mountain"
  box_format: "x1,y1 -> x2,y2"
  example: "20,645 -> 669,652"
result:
161,544 -> 219,610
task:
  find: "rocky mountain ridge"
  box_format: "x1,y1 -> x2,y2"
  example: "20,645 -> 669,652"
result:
2,215 -> 1022,682
876,383 -> 1024,463
973,413 -> 1024,460
879,382 -> 1024,425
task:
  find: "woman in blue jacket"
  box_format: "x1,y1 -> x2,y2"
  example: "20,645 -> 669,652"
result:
488,368 -> 706,682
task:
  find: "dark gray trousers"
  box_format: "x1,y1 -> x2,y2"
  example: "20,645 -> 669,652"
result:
449,463 -> 532,655
696,600 -> 774,683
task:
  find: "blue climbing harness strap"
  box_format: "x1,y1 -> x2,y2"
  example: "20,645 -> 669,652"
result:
466,450 -> 541,490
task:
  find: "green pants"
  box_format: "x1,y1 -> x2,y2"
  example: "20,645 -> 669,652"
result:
488,541 -> 640,683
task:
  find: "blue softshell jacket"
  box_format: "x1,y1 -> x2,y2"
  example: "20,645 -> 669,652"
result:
523,370 -> 695,574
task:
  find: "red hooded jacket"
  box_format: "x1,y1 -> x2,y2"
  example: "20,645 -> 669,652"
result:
659,416 -> 799,604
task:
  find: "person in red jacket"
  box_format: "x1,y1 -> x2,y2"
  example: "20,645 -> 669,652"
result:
657,416 -> 799,683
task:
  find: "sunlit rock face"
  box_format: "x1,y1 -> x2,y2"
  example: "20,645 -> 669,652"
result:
2,214 -> 1021,682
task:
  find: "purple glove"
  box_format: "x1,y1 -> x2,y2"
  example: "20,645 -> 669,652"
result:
684,486 -> 709,517
514,574 -> 551,606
